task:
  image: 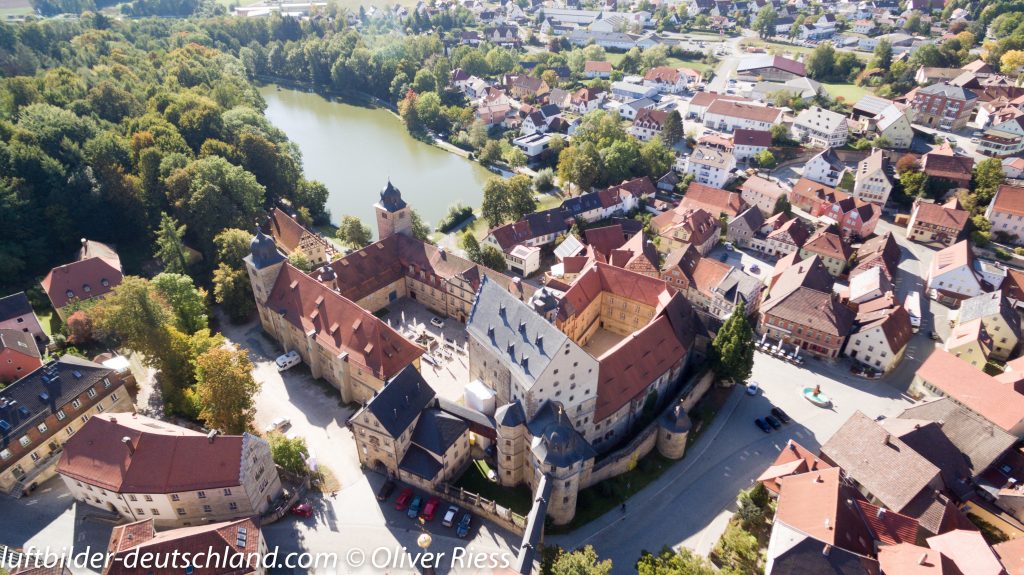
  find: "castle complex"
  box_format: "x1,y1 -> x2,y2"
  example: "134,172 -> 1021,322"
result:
248,182 -> 704,524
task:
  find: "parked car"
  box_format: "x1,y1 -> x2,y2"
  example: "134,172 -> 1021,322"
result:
456,513 -> 473,538
970,137 -> 980,144
442,505 -> 460,527
765,415 -> 782,429
290,502 -> 313,518
420,497 -> 440,521
264,416 -> 290,434
745,382 -> 759,396
407,495 -> 423,519
394,488 -> 414,510
770,407 -> 790,424
719,253 -> 729,262
430,317 -> 445,329
376,479 -> 396,501
275,350 -> 302,371
749,264 -> 761,274
723,242 -> 734,251
755,418 -> 771,433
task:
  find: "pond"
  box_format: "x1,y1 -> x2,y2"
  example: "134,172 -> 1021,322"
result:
259,85 -> 494,237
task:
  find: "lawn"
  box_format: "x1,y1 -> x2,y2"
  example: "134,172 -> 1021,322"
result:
741,39 -> 871,62
0,0 -> 32,17
454,459 -> 534,515
604,53 -> 711,72
36,308 -> 60,339
823,82 -> 873,103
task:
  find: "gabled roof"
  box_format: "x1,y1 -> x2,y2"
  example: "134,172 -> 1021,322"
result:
854,232 -> 900,279
820,412 -> 942,513
769,535 -> 880,575
682,182 -> 745,216
918,82 -> 977,101
365,365 -> 436,438
914,349 -> 1024,433
0,328 -> 40,359
737,54 -> 806,77
803,227 -> 852,261
993,538 -> 1024,575
854,305 -> 913,354
958,292 -> 1019,336
878,543 -> 965,575
0,292 -> 36,324
57,413 -> 248,493
706,100 -> 783,123
411,408 -> 468,456
733,128 -> 772,147
266,263 -> 424,380
855,500 -> 920,546
585,224 -> 627,258
991,184 -> 1024,217
730,206 -> 766,232
929,241 -> 974,280
774,468 -> 876,556
758,438 -> 832,493
106,517 -> 261,575
911,200 -> 969,231
764,253 -> 834,308
795,105 -> 849,134
42,241 -> 124,309
926,530 -> 1005,575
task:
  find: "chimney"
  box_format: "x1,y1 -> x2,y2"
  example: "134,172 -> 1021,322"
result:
393,408 -> 398,420
121,436 -> 134,455
824,517 -> 831,530
877,507 -> 886,519
207,429 -> 218,443
918,553 -> 929,566
821,544 -> 831,557
814,474 -> 823,483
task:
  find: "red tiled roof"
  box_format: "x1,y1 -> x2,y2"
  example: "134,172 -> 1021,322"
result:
922,153 -> 975,182
926,530 -> 1005,575
757,439 -> 831,493
106,517 -> 261,575
774,468 -> 875,556
912,200 -> 969,231
688,92 -> 750,108
559,262 -> 676,322
585,224 -> 627,258
856,501 -> 920,545
644,66 -> 681,84
993,537 -> 1024,575
681,182 -> 745,217
914,349 -> 1024,433
878,543 -> 965,575
802,228 -> 852,261
706,100 -> 783,123
733,128 -> 772,147
690,257 -> 731,297
584,60 -> 612,73
57,414 -> 245,493
991,184 -> 1024,217
268,263 -> 423,380
42,250 -> 123,310
606,176 -> 657,199
268,207 -> 309,253
791,177 -> 841,209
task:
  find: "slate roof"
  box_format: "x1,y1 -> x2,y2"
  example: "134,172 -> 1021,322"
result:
495,401 -> 526,427
399,444 -> 444,480
411,408 -> 468,456
526,401 -> 595,467
768,536 -> 880,575
467,276 -> 570,391
57,413 -> 248,493
0,292 -> 36,325
0,329 -> 40,359
365,365 -> 436,438
378,179 -> 408,212
821,412 -> 941,513
0,356 -> 114,444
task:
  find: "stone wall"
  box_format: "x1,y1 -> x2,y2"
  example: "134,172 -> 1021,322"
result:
680,371 -> 715,412
436,483 -> 527,535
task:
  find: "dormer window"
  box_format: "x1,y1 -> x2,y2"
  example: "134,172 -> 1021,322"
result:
66,290 -> 74,299
83,285 -> 91,293
101,279 -> 110,287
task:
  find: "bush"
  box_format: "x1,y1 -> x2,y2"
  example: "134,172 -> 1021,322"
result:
995,247 -> 1011,260
1015,247 -> 1024,256
535,168 -> 556,192
437,203 -> 475,233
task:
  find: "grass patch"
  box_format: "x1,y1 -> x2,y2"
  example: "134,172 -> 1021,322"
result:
37,308 -> 60,339
823,82 -> 873,102
454,459 -> 534,515
372,307 -> 391,318
603,53 -> 711,72
548,450 -> 676,534
741,39 -> 871,62
314,466 -> 342,493
687,384 -> 731,447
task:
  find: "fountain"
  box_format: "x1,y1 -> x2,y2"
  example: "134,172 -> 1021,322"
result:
803,384 -> 831,407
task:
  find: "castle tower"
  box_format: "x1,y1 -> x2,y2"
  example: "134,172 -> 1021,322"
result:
244,229 -> 286,307
374,179 -> 412,240
656,400 -> 692,460
494,402 -> 528,488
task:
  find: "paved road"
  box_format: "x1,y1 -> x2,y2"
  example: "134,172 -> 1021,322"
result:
706,34 -> 747,93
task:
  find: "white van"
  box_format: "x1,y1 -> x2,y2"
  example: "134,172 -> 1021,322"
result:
904,292 -> 921,332
276,351 -> 302,371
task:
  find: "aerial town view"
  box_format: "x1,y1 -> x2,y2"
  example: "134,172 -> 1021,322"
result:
2,0 -> 1024,572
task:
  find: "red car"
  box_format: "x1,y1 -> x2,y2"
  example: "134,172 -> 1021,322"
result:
290,502 -> 313,518
420,496 -> 441,521
394,487 -> 415,511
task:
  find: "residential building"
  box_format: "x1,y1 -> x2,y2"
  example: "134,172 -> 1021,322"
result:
921,143 -> 975,189
617,97 -> 656,120
848,266 -> 892,307
907,198 -> 969,247
789,177 -> 841,214
985,184 -> 1024,245
104,517 -> 267,575
927,530 -> 1007,575
685,92 -> 750,121
740,175 -> 787,216
0,329 -> 42,384
651,207 -> 720,255
642,66 -> 688,94
791,106 -> 850,148
727,207 -> 765,248
799,227 -> 852,277
610,81 -> 658,101
731,129 -> 772,162
759,254 -> 853,359
0,356 -> 134,497
908,82 -> 978,131
662,245 -> 762,320
683,146 -> 737,188
629,108 -> 668,141
58,413 -> 282,528
508,74 -> 550,100
978,114 -> 1024,158
0,292 -> 47,351
845,305 -> 913,372
568,87 -> 605,114
41,239 -> 124,321
756,439 -> 832,495
679,182 -> 745,217
584,60 -> 612,79
926,240 -> 998,306
852,232 -> 901,281
736,54 -> 807,81
802,148 -> 848,187
765,218 -> 811,257
749,77 -> 822,103
506,244 -> 541,276
703,100 -> 783,132
852,149 -> 894,206
944,318 -> 993,367
910,349 -> 1024,436
955,291 -> 1020,361
870,104 -> 916,150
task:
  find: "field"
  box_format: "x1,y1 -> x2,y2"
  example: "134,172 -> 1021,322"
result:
605,52 -> 712,72
0,0 -> 33,17
822,82 -> 873,102
740,38 -> 871,62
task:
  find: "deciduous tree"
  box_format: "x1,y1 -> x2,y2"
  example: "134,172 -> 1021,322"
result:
195,347 -> 260,434
152,272 -> 208,335
337,215 -> 373,248
213,263 -> 254,323
549,546 -> 612,575
269,433 -> 310,475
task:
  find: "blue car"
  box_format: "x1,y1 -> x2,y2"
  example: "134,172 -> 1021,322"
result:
456,513 -> 472,538
407,496 -> 423,519
755,418 -> 771,433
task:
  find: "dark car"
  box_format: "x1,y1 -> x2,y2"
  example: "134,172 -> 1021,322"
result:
719,254 -> 729,262
765,415 -> 782,429
770,407 -> 790,424
755,418 -> 771,433
407,495 -> 423,519
377,479 -> 396,501
394,487 -> 414,510
456,513 -> 473,538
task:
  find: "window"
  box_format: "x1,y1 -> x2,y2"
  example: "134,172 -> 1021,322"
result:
19,436 -> 30,447
30,453 -> 40,462
72,399 -> 81,409
223,488 -> 232,496
96,404 -> 104,413
111,393 -> 119,402
103,378 -> 111,388
178,508 -> 186,515
87,388 -> 97,399
136,508 -> 144,515
37,423 -> 47,434
0,449 -> 9,460
150,509 -> 159,515
144,495 -> 153,502
65,427 -> 75,437
171,494 -> 180,502
202,505 -> 213,513
197,491 -> 207,499
56,410 -> 66,421
229,502 -> 238,511
129,494 -> 137,502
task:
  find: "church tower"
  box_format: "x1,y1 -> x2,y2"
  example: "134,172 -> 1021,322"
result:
244,229 -> 285,307
374,179 -> 412,240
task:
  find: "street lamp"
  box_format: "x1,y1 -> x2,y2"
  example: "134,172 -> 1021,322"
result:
416,530 -> 435,575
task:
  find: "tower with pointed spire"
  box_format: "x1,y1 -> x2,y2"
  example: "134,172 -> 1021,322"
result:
374,178 -> 412,240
